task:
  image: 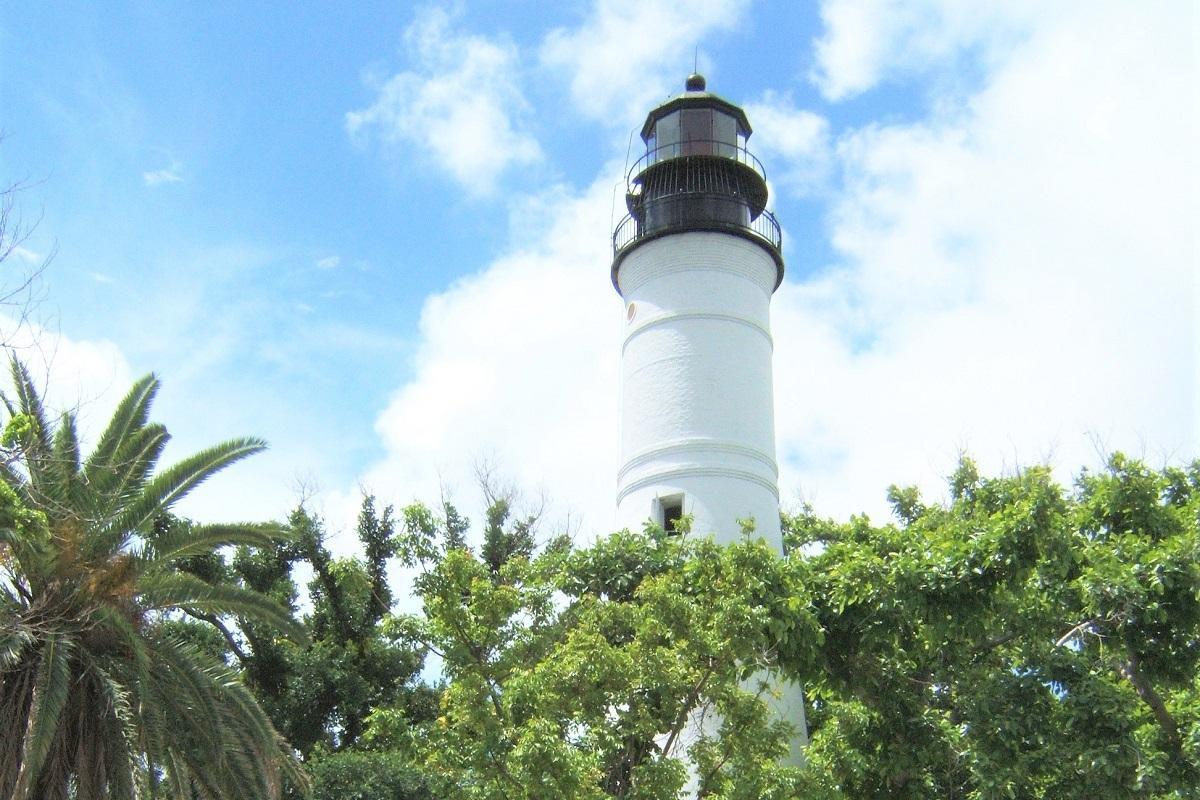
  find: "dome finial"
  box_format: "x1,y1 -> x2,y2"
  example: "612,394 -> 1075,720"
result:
685,72 -> 706,92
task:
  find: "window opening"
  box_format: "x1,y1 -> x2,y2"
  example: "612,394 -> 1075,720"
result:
662,497 -> 684,535
680,109 -> 713,156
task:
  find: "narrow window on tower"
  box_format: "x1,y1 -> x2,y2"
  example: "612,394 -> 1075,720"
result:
656,494 -> 685,535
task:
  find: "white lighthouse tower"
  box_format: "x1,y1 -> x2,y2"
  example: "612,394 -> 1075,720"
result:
611,75 -> 806,774
613,74 -> 785,550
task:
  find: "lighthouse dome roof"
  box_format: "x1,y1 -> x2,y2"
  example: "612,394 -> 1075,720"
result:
639,74 -> 753,141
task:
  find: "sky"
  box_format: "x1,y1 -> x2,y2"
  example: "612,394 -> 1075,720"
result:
0,0 -> 1196,557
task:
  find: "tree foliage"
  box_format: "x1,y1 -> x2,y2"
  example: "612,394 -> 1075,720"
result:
165,495 -> 437,799
386,501 -> 819,799
231,498 -> 435,758
790,456 -> 1200,799
363,457 -> 1198,799
0,358 -> 305,799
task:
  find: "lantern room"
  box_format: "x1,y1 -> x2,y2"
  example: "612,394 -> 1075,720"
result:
611,74 -> 782,291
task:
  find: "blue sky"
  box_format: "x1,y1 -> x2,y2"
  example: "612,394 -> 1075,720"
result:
1,1 -> 1195,548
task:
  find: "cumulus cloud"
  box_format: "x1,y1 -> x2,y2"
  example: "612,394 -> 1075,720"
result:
776,1 -> 1196,518
0,316 -> 133,445
743,94 -> 833,197
346,6 -> 542,195
315,255 -> 341,270
143,160 -> 184,186
541,0 -> 750,126
809,0 -> 1037,101
357,175 -> 624,539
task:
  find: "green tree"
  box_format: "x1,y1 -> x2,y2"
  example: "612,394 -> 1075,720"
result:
362,457 -> 1197,799
789,456 -> 1200,799
163,495 -> 437,799
385,501 -> 821,799
222,499 -> 435,759
0,359 -> 306,799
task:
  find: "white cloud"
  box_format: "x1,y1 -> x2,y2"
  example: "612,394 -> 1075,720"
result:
11,246 -> 43,265
776,1 -> 1197,518
315,255 -> 341,270
743,94 -> 833,197
540,0 -> 750,126
143,160 -> 183,186
358,173 -> 624,539
89,272 -> 114,284
346,6 -> 542,195
0,316 -> 134,446
809,0 -> 1038,101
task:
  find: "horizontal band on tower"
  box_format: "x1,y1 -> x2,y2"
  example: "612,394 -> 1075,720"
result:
618,437 -> 778,482
616,232 -> 779,296
623,310 -> 773,353
616,464 -> 781,504
614,231 -> 782,297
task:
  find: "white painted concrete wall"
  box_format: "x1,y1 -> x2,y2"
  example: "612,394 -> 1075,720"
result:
616,231 -> 782,548
614,230 -> 806,787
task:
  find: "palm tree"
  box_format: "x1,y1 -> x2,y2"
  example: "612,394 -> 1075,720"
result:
0,358 -> 308,799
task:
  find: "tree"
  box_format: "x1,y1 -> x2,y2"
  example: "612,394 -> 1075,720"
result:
357,457 -> 1197,799
220,499 -> 435,759
385,500 -> 821,799
0,358 -> 306,799
788,456 -> 1200,798
160,495 -> 437,799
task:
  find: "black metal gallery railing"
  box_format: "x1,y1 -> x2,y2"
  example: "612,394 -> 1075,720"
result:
612,139 -> 782,272
612,203 -> 782,257
629,140 -> 768,185
630,155 -> 768,214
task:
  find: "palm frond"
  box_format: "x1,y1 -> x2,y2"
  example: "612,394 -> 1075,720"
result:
7,359 -> 50,454
78,654 -> 138,800
11,634 -> 73,800
0,625 -> 36,670
137,572 -> 306,642
106,437 -> 266,537
214,678 -> 302,799
0,460 -> 26,499
0,521 -> 51,588
48,412 -> 82,510
153,652 -> 296,800
0,659 -> 36,780
140,522 -> 289,566
0,387 -> 15,417
82,375 -> 158,486
86,606 -> 151,687
146,636 -> 224,756
7,358 -> 52,495
218,721 -> 274,798
82,423 -> 169,543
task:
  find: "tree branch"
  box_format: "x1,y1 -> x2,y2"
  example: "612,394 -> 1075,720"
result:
1055,619 -> 1098,648
662,658 -> 717,757
974,630 -> 1019,654
1117,647 -> 1182,754
183,609 -> 250,664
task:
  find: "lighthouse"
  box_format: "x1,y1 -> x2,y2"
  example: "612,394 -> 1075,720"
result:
611,75 -> 806,774
613,73 -> 785,550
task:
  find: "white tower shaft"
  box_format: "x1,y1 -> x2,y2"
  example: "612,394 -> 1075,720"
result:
616,232 -> 781,546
